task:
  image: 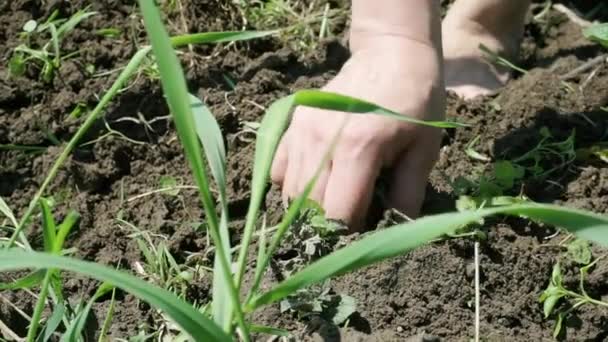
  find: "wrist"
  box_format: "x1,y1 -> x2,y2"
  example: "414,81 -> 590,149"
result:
349,0 -> 442,53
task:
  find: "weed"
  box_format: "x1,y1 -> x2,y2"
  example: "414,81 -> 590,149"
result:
239,0 -> 347,52
8,8 -> 97,82
540,248 -> 608,338
280,281 -> 356,326
453,127 -> 576,204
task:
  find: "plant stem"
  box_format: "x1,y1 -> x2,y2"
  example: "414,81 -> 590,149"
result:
26,270 -> 53,342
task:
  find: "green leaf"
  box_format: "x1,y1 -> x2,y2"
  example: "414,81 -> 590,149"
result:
39,198 -> 57,253
41,302 -> 65,342
96,27 -> 121,38
54,210 -> 79,253
56,9 -> 97,38
493,160 -> 524,190
0,196 -> 19,228
23,19 -> 37,33
170,30 -> 278,47
0,250 -> 230,341
0,270 -> 45,290
159,176 -> 180,196
542,292 -> 562,318
248,204 -> 608,309
330,294 -> 356,325
551,262 -> 563,287
293,90 -> 465,128
62,282 -> 114,342
249,324 -> 290,337
567,239 -> 592,265
189,93 -> 232,330
583,23 -> 608,48
8,53 -> 26,77
136,0 -> 246,336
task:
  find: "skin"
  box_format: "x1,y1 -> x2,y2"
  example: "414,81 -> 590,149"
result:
271,0 -> 531,229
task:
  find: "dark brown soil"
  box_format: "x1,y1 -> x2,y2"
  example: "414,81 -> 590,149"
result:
1,1 -> 608,341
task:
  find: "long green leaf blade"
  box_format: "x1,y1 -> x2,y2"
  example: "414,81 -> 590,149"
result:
61,282 -> 114,342
236,96 -> 295,288
0,270 -> 45,290
39,198 -> 57,253
189,94 -> 233,328
0,250 -> 230,341
171,30 -> 278,47
293,90 -> 465,128
249,204 -> 608,309
137,0 -> 247,337
0,196 -> 18,228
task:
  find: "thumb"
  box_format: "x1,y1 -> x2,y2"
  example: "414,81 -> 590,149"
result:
388,132 -> 441,218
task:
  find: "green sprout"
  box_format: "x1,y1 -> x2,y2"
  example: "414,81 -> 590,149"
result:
540,250 -> 608,339
8,8 -> 97,82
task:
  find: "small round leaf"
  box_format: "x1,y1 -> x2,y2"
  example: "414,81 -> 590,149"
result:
23,20 -> 37,33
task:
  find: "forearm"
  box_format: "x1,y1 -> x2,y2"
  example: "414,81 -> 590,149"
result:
349,0 -> 442,52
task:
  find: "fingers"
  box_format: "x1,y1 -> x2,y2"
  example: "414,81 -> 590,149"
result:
271,131 -> 289,186
297,148 -> 331,204
323,152 -> 381,230
388,131 -> 441,218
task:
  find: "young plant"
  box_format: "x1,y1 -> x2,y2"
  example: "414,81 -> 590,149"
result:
540,244 -> 608,338
9,8 -> 97,82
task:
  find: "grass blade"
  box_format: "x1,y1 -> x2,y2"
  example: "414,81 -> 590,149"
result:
56,9 -> 97,38
39,199 -> 57,253
53,210 -> 79,253
136,0 -> 247,337
170,30 -> 278,47
0,250 -> 230,341
98,288 -> 116,342
189,93 -> 232,329
61,282 -> 114,342
248,203 -> 608,309
41,302 -> 65,342
292,90 -> 465,128
236,96 -> 295,289
27,270 -> 53,342
0,196 -> 18,228
0,270 -> 45,290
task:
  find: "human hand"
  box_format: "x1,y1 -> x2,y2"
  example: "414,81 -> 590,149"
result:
271,42 -> 446,229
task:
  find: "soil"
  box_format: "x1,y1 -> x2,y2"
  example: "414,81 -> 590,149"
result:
1,0 -> 608,341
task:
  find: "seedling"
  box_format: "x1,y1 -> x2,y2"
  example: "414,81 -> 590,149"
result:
455,127 -> 576,206
540,250 -> 608,338
8,8 -> 97,82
